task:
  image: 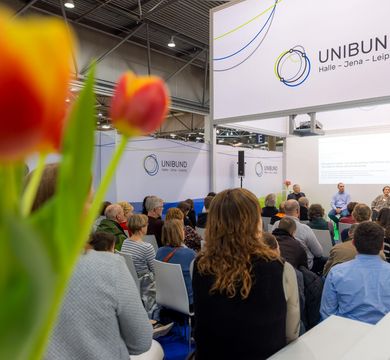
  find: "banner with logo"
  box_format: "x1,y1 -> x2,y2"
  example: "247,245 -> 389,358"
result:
94,133 -> 283,207
114,136 -> 210,203
215,145 -> 283,197
212,0 -> 390,121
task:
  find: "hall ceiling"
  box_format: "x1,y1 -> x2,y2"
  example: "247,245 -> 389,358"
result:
17,0 -> 229,67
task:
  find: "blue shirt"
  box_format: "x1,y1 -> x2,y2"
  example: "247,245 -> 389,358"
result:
156,246 -> 196,304
330,191 -> 351,211
320,254 -> 390,324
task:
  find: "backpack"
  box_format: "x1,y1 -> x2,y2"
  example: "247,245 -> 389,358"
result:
298,266 -> 324,330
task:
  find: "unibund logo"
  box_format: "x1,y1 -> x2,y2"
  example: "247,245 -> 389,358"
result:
143,154 -> 189,176
275,45 -> 311,87
256,161 -> 278,176
143,154 -> 159,176
255,161 -> 264,177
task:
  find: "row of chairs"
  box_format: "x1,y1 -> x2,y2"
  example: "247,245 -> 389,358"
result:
118,251 -> 193,352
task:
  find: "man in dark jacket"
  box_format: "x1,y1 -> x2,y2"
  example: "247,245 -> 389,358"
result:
272,217 -> 307,269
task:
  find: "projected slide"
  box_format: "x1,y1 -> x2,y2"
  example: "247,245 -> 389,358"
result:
319,135 -> 390,184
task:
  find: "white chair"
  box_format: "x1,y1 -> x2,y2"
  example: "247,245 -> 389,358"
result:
195,227 -> 205,239
131,340 -> 164,360
312,229 -> 333,257
268,224 -> 273,233
200,240 -> 205,249
153,259 -> 194,351
143,234 -> 158,252
339,222 -> 352,236
118,252 -> 141,293
262,217 -> 271,232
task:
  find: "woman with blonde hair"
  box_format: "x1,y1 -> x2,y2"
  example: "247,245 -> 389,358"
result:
193,188 -> 299,360
165,207 -> 202,252
117,201 -> 134,235
121,214 -> 157,317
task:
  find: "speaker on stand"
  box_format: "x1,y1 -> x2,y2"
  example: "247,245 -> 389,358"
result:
238,150 -> 245,188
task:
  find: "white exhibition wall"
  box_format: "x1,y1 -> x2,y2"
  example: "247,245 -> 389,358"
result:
286,132 -> 390,213
212,0 -> 390,121
95,131 -> 283,204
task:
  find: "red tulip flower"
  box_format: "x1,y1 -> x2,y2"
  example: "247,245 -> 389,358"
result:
0,10 -> 74,161
110,72 -> 170,137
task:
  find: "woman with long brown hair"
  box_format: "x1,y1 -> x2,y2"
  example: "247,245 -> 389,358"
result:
192,188 -> 299,360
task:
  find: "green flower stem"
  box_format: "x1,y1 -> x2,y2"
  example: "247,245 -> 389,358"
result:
78,134 -> 128,249
21,153 -> 47,217
2,165 -> 18,213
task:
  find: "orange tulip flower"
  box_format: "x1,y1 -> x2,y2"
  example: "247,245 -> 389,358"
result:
110,72 -> 170,137
0,9 -> 75,161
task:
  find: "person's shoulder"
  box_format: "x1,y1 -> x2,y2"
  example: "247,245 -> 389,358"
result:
83,250 -> 124,269
328,258 -> 355,275
179,246 -> 196,256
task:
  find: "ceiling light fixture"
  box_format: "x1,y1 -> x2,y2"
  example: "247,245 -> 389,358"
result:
168,36 -> 176,48
64,0 -> 75,9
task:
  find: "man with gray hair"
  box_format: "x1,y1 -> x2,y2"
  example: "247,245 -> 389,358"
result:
272,199 -> 323,271
287,184 -> 305,201
97,204 -> 127,250
145,196 -> 164,247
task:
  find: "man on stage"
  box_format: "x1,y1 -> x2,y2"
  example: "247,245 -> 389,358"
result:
328,183 -> 350,223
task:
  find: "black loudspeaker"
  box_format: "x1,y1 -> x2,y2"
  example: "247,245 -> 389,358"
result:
238,151 -> 245,176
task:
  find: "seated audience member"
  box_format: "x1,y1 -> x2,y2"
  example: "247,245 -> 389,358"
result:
287,184 -> 305,201
322,224 -> 358,276
272,200 -> 323,272
97,204 -> 128,250
272,217 -> 308,269
117,201 -> 134,235
197,196 -> 213,228
177,201 -> 193,228
261,193 -> 279,218
93,201 -> 112,232
89,231 -> 116,252
328,182 -> 351,223
270,200 -> 287,225
298,197 -> 309,221
377,208 -> 390,262
156,219 -> 196,304
186,198 -> 197,229
145,196 -> 164,247
320,222 -> 390,324
193,189 -> 299,360
340,203 -> 371,241
165,208 -> 202,252
142,196 -> 151,215
121,215 -> 155,276
371,186 -> 390,221
308,204 -> 331,230
26,164 -> 153,360
121,214 -> 156,317
339,202 -> 358,224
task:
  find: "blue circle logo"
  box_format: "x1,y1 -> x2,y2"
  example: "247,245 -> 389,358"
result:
144,154 -> 159,176
255,161 -> 264,177
275,45 -> 311,87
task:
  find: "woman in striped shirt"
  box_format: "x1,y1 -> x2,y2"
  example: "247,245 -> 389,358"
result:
121,214 -> 157,317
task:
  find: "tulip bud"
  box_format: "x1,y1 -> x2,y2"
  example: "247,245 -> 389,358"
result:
110,72 -> 170,136
0,9 -> 74,161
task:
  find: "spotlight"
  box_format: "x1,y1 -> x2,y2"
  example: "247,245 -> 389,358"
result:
168,36 -> 176,48
64,0 -> 75,9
